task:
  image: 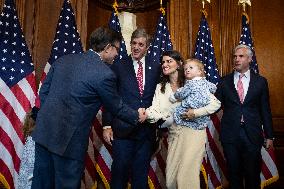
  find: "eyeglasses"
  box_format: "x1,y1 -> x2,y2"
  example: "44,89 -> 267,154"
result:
111,44 -> 120,53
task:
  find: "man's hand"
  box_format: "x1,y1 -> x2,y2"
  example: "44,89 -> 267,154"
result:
265,139 -> 274,150
181,109 -> 195,120
103,128 -> 113,146
138,108 -> 147,123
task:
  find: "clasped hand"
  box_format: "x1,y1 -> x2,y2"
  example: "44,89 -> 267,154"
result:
138,108 -> 147,123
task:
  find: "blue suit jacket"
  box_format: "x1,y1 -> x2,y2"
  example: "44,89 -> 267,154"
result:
32,50 -> 138,161
215,72 -> 273,145
103,55 -> 161,138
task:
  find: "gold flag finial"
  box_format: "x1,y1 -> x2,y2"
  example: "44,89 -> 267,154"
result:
197,0 -> 210,9
238,0 -> 251,12
159,0 -> 165,15
112,0 -> 118,15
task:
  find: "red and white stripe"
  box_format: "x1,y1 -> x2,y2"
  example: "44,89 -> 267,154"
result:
0,72 -> 37,189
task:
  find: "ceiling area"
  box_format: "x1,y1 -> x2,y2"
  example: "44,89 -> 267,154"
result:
96,0 -> 169,12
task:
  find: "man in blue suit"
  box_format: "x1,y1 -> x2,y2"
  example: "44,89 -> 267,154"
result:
102,28 -> 161,189
31,27 -> 144,189
215,44 -> 274,189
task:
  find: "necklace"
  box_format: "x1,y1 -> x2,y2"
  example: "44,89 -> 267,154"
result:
170,82 -> 179,92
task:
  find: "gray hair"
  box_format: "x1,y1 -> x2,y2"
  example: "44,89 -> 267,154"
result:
234,44 -> 253,58
131,28 -> 151,47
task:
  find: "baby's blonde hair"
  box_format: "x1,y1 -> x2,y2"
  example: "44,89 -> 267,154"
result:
184,58 -> 205,77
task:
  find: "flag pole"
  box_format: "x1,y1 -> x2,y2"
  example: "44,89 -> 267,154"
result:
238,0 -> 251,29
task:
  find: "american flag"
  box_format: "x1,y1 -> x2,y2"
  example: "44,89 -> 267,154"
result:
38,0 -> 83,87
147,12 -> 173,64
146,12 -> 173,189
35,0 -> 97,188
239,14 -> 258,74
193,12 -> 225,189
239,13 -> 279,188
109,12 -> 128,64
0,0 -> 37,188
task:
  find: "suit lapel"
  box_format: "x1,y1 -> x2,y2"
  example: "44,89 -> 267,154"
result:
143,57 -> 153,96
228,73 -> 241,104
243,72 -> 256,104
124,56 -> 141,97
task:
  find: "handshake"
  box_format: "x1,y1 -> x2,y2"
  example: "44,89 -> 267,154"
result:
138,108 -> 147,123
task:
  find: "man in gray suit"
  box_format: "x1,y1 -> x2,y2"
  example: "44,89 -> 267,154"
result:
31,27 -> 144,189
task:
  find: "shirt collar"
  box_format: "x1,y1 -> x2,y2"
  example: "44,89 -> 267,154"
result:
192,76 -> 203,80
234,69 -> 250,78
132,56 -> 146,65
89,49 -> 103,61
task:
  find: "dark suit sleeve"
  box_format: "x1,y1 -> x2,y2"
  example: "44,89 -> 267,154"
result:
39,61 -> 56,106
215,78 -> 224,103
102,62 -> 118,127
260,78 -> 274,139
98,72 -> 138,126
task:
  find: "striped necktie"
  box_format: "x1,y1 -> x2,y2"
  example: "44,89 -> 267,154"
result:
136,61 -> 143,96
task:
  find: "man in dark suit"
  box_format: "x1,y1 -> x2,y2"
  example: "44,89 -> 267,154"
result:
31,27 -> 145,189
215,44 -> 274,189
102,28 -> 161,189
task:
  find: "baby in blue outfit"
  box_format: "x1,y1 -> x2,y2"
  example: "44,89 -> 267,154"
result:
170,58 -> 216,130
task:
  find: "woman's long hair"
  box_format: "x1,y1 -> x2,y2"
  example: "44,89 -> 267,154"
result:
160,50 -> 185,93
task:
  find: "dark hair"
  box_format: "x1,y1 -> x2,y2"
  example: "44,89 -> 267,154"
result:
89,27 -> 122,52
160,50 -> 185,93
131,28 -> 151,47
22,107 -> 39,139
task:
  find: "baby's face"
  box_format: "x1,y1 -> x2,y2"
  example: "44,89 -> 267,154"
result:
184,61 -> 202,80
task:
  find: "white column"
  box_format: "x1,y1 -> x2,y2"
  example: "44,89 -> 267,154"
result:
118,12 -> 137,54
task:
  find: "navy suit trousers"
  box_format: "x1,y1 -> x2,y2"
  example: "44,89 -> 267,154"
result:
222,124 -> 262,189
110,137 -> 155,189
31,143 -> 85,189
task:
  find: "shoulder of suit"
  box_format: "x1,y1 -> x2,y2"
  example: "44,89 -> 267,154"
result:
219,73 -> 232,81
251,72 -> 267,82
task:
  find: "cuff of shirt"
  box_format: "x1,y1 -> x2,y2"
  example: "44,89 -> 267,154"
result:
103,126 -> 112,130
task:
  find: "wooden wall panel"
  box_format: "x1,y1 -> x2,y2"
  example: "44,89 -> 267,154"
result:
87,1 -> 111,49
1,0 -> 283,188
168,0 -> 190,59
252,0 -> 284,186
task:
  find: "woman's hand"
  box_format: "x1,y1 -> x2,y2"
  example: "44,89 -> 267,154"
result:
181,109 -> 195,120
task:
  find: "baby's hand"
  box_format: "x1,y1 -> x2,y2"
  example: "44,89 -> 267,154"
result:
169,94 -> 177,103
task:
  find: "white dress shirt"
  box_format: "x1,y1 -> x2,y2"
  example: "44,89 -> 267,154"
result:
234,69 -> 250,99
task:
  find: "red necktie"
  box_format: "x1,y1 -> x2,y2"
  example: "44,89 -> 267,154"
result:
237,74 -> 245,103
136,61 -> 143,96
